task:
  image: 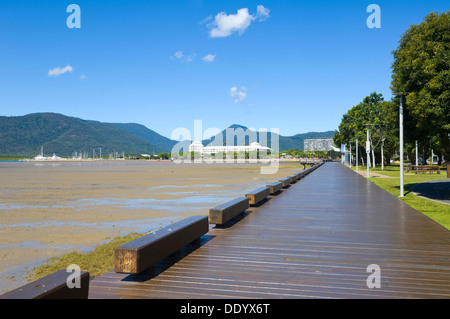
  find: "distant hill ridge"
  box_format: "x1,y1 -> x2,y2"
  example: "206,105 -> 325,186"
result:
202,124 -> 335,152
0,113 -> 334,157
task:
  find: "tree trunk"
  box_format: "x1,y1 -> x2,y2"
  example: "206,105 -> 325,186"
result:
369,136 -> 376,168
381,140 -> 385,171
371,147 -> 376,168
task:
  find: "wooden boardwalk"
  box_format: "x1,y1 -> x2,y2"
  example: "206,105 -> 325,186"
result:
88,162 -> 450,299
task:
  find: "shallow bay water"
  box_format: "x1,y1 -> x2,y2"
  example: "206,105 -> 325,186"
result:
0,159 -> 300,293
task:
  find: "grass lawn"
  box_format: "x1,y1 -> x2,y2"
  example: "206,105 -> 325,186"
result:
352,164 -> 450,230
27,232 -> 144,282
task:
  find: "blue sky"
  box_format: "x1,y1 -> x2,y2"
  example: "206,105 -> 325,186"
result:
0,0 -> 448,139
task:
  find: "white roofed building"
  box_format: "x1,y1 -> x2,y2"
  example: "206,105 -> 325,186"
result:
189,141 -> 271,155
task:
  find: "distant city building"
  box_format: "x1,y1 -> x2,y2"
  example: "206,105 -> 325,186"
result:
304,138 -> 336,151
189,141 -> 271,155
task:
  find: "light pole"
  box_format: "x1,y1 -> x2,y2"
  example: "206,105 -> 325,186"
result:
415,140 -> 418,165
349,142 -> 352,168
393,92 -> 406,197
366,125 -> 371,178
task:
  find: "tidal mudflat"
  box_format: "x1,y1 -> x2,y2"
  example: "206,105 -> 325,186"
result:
0,160 -> 300,293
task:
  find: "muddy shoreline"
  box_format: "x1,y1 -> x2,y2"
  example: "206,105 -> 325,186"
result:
0,160 -> 301,293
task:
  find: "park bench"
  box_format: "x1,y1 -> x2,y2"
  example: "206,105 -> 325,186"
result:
408,165 -> 441,174
115,215 -> 209,274
279,177 -> 291,188
245,187 -> 270,206
209,197 -> 250,226
266,182 -> 282,195
0,269 -> 90,299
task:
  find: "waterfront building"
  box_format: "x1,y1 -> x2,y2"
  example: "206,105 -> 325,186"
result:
304,138 -> 336,151
188,141 -> 271,155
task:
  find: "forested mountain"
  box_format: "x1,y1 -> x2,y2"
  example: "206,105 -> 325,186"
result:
0,113 -> 334,157
0,113 -> 168,156
202,124 -> 335,151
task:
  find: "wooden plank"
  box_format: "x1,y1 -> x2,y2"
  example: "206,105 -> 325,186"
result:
245,186 -> 270,206
0,269 -> 89,299
266,182 -> 282,195
209,197 -> 249,225
115,215 -> 208,274
89,162 -> 450,299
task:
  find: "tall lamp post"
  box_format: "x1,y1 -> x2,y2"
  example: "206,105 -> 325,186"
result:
393,92 -> 407,197
366,125 -> 370,178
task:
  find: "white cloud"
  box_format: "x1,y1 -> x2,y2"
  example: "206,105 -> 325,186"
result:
79,74 -> 87,80
199,15 -> 213,24
47,64 -> 73,77
209,8 -> 255,38
202,54 -> 216,62
256,5 -> 270,21
174,51 -> 184,59
172,51 -> 196,63
184,53 -> 196,63
207,5 -> 270,38
230,86 -> 247,103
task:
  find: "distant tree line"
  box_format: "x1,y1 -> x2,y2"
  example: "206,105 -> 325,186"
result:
334,11 -> 449,168
281,149 -> 340,159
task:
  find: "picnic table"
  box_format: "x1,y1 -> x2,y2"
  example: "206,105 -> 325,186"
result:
408,165 -> 441,174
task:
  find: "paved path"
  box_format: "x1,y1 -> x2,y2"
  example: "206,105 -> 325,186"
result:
89,162 -> 450,299
411,180 -> 450,205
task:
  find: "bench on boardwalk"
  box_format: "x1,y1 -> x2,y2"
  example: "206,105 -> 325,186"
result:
209,197 -> 250,226
266,182 -> 282,195
245,187 -> 270,206
115,215 -> 209,274
279,177 -> 291,188
0,269 -> 90,299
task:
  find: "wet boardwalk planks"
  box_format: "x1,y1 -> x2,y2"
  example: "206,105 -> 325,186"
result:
88,162 -> 450,299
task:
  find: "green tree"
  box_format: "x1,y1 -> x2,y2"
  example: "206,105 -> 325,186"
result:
391,11 -> 450,163
158,152 -> 170,160
334,92 -> 396,168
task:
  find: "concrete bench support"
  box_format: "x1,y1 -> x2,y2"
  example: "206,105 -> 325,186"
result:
209,197 -> 250,226
115,215 -> 209,274
245,187 -> 270,206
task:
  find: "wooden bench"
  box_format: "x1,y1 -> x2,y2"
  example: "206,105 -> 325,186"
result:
408,165 -> 441,174
266,182 -> 282,195
115,215 -> 209,274
209,197 -> 250,226
279,177 -> 291,188
0,269 -> 90,299
245,187 -> 270,206
289,174 -> 297,184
